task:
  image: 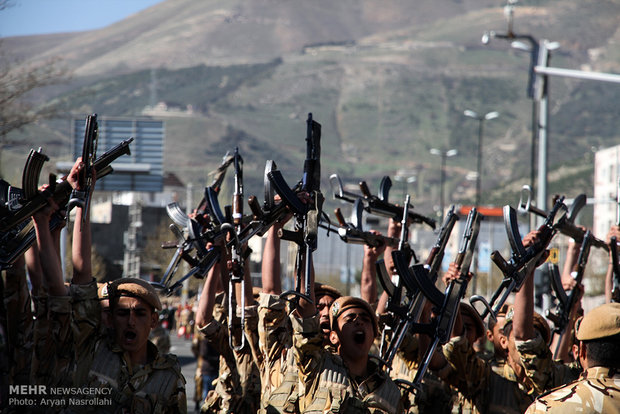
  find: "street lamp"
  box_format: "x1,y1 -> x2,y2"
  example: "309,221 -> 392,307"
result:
430,148 -> 457,219
464,110 -> 499,209
394,171 -> 417,202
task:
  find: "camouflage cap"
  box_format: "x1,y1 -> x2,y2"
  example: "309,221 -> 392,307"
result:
108,278 -> 162,311
330,296 -> 378,336
576,303 -> 620,341
460,302 -> 485,340
315,282 -> 342,300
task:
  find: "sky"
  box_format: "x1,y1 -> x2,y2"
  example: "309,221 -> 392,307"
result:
0,0 -> 165,38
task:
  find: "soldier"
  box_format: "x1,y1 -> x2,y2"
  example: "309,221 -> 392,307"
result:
195,243 -> 261,414
291,237 -> 403,414
257,217 -> 343,413
33,158 -> 186,412
525,302 -> 620,413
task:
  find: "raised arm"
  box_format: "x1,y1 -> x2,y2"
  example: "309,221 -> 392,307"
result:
67,158 -> 93,285
361,230 -> 385,305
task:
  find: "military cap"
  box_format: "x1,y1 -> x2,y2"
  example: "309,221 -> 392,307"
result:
107,278 -> 162,311
330,296 -> 378,336
576,303 -> 620,341
315,282 -> 342,300
504,306 -> 551,344
460,302 -> 485,340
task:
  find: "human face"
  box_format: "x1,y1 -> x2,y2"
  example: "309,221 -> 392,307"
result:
112,296 -> 157,359
462,314 -> 479,345
316,295 -> 335,334
332,307 -> 374,359
487,316 -> 507,357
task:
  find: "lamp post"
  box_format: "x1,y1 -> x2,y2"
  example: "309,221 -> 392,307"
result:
394,172 -> 417,202
430,148 -> 457,219
464,110 -> 499,208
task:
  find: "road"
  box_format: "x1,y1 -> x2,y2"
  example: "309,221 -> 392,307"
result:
169,332 -> 200,413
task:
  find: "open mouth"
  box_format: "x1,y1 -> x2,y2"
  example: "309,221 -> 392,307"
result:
353,330 -> 366,344
320,321 -> 330,331
124,331 -> 137,342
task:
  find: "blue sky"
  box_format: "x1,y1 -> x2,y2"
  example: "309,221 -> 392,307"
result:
0,0 -> 164,37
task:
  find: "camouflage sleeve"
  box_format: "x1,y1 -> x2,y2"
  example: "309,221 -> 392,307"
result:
69,279 -> 101,355
441,335 -> 490,399
257,293 -> 291,374
32,293 -> 73,386
515,332 -> 554,396
290,312 -> 324,392
3,264 -> 34,384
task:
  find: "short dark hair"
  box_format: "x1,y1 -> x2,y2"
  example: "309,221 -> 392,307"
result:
584,333 -> 620,368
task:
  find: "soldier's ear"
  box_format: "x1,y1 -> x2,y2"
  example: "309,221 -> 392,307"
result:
499,334 -> 509,351
329,330 -> 340,347
150,311 -> 158,329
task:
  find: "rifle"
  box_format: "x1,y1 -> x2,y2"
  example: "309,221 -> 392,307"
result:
519,186 -> 608,251
0,138 -> 133,269
319,198 -> 400,248
0,137 -> 133,233
330,173 -> 436,230
227,147 -> 247,351
153,151 -> 237,294
408,208 -> 481,388
267,113 -> 323,304
66,114 -> 98,225
470,197 -> 565,321
380,205 -> 459,369
545,230 -> 592,358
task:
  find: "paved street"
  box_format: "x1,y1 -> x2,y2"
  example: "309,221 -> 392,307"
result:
169,332 -> 199,413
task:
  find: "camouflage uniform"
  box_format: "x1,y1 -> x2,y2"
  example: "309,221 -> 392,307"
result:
525,367 -> 620,414
377,315 -> 454,414
291,312 -> 404,413
63,280 -> 187,413
441,335 -> 535,414
256,292 -> 298,413
199,292 -> 261,414
3,262 -> 34,385
150,324 -> 171,355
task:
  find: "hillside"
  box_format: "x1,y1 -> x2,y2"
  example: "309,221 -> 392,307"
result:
2,0 -> 620,217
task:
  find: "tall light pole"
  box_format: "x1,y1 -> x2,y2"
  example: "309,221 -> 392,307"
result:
394,171 -> 417,202
430,148 -> 457,219
464,110 -> 499,208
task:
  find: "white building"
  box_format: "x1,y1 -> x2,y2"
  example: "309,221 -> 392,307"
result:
593,145 -> 620,239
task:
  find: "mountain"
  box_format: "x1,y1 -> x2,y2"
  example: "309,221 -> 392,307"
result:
2,0 -> 620,217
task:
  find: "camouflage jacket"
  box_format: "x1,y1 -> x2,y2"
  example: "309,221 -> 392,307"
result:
67,280 -> 187,414
199,294 -> 261,414
525,366 -> 620,414
442,335 -> 534,414
257,293 -> 298,413
291,312 -> 404,414
3,262 -> 34,385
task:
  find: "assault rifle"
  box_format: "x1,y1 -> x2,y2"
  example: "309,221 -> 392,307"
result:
153,152 -> 235,295
408,208 -> 481,388
267,113 -> 323,304
67,114 -> 98,225
227,147 -> 247,351
319,198 -> 400,248
471,197 -> 565,321
519,186 -> 608,251
546,230 -> 592,358
380,205 -> 459,369
329,174 -> 436,230
0,138 -> 133,269
0,137 -> 133,233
